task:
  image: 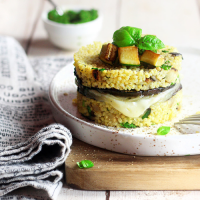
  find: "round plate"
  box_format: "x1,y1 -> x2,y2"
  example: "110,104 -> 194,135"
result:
49,47 -> 200,156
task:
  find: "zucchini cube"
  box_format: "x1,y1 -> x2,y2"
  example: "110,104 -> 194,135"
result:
118,46 -> 140,66
99,43 -> 118,65
140,50 -> 164,67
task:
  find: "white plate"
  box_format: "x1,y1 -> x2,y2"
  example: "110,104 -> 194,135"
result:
49,47 -> 200,156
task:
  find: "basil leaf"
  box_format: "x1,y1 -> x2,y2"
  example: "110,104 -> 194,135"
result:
77,160 -> 94,169
113,26 -> 142,47
120,122 -> 136,128
157,126 -> 170,135
161,64 -> 171,70
138,35 -> 165,50
142,108 -> 151,119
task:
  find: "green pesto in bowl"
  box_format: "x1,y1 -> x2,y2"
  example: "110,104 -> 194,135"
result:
48,9 -> 98,24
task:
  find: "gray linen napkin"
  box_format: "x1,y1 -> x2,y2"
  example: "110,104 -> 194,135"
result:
0,36 -> 73,199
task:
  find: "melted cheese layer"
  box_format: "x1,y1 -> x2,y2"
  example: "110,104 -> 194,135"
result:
87,83 -> 181,118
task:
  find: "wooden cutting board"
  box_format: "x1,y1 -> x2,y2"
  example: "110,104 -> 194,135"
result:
65,138 -> 200,190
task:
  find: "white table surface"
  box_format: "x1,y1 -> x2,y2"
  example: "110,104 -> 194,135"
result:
1,0 -> 200,199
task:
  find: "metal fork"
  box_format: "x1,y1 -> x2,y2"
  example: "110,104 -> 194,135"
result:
47,0 -> 64,16
175,114 -> 200,125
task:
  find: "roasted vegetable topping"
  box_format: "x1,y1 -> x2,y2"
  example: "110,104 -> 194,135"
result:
98,26 -> 173,68
118,46 -> 140,66
99,43 -> 118,65
140,50 -> 164,67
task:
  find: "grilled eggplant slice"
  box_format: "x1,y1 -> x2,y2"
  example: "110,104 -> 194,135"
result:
75,71 -> 182,98
118,46 -> 140,66
99,43 -> 118,65
140,50 -> 164,67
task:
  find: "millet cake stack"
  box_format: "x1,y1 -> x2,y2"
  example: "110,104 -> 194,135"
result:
74,27 -> 182,128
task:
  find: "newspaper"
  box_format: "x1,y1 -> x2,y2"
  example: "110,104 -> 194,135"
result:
0,36 -> 73,200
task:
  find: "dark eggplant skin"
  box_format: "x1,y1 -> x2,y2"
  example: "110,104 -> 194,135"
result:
77,80 -> 182,98
74,68 -> 182,98
75,70 -> 182,98
169,52 -> 183,60
169,52 -> 182,56
140,61 -> 156,69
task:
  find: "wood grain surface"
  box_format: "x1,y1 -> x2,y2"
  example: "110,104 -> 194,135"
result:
1,0 -> 200,199
66,138 -> 200,191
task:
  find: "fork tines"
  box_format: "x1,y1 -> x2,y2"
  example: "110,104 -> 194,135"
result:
175,114 -> 200,125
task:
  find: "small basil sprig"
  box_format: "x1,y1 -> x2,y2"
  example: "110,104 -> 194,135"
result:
113,26 -> 142,47
77,160 -> 94,169
157,126 -> 170,135
138,35 -> 165,50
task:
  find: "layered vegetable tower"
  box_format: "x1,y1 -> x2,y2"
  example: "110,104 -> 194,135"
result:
74,26 -> 182,128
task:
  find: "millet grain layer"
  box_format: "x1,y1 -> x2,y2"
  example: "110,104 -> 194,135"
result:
77,90 -> 182,127
74,42 -> 182,91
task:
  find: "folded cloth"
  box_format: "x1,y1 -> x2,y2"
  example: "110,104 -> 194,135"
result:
0,36 -> 73,199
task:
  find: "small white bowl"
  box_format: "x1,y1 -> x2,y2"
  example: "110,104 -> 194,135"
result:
42,6 -> 103,50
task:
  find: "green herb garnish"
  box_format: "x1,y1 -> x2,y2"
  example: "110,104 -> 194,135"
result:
99,68 -> 106,72
157,126 -> 170,135
161,64 -> 171,70
87,106 -> 92,115
77,160 -> 94,169
120,122 -> 137,128
113,26 -> 142,47
138,35 -> 165,50
92,67 -> 98,70
162,50 -> 169,53
92,68 -> 106,72
142,108 -> 151,119
138,48 -> 145,55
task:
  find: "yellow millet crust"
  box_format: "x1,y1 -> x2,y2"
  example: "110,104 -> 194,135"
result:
74,42 -> 182,91
77,90 -> 182,128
